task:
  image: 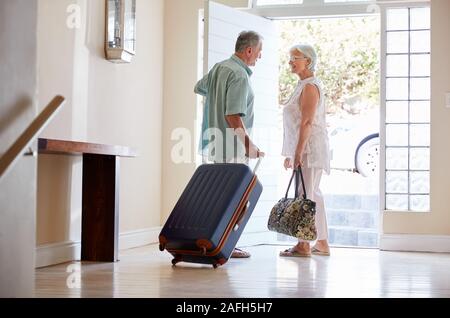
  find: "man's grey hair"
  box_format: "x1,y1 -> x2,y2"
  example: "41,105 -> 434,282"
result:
235,31 -> 263,53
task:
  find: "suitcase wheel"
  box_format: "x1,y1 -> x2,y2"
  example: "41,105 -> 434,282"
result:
212,264 -> 219,269
171,258 -> 181,266
159,243 -> 165,251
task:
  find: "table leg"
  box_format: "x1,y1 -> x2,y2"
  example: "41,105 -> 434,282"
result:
81,154 -> 119,262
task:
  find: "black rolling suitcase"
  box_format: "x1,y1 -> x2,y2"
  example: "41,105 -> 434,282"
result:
159,159 -> 263,268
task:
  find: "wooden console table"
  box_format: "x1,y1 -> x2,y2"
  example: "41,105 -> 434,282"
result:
38,138 -> 137,262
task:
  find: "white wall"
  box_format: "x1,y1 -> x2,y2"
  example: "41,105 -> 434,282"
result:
163,0 -> 450,240
0,0 -> 38,297
382,0 -> 450,236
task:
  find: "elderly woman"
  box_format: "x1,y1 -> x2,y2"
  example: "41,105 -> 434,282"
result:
279,44 -> 331,257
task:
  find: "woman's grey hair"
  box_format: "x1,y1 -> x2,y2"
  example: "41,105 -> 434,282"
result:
291,44 -> 318,72
235,31 -> 263,53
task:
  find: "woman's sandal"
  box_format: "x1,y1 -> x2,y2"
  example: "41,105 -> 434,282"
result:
279,247 -> 311,258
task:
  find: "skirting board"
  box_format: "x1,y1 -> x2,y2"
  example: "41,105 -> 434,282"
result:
36,227 -> 162,268
119,227 -> 162,251
380,234 -> 450,253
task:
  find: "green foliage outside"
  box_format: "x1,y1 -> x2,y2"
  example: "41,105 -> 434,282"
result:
276,17 -> 380,118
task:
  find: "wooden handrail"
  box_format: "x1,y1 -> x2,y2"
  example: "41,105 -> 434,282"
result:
0,95 -> 65,180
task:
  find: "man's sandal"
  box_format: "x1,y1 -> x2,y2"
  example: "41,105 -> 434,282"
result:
231,248 -> 251,258
311,247 -> 330,256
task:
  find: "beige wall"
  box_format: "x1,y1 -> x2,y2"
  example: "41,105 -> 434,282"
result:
383,0 -> 450,235
162,0 -> 202,222
37,0 -> 164,245
161,0 -> 249,222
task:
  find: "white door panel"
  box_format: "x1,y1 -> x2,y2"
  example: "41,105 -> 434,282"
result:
204,1 -> 280,244
208,34 -> 235,54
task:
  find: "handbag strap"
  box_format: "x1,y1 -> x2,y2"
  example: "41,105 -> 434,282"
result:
284,170 -> 298,199
297,168 -> 307,200
284,167 -> 308,200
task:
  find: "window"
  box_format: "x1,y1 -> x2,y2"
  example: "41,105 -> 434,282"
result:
383,6 -> 430,212
324,0 -> 371,2
251,0 -> 382,18
255,0 -> 372,5
255,0 -> 303,6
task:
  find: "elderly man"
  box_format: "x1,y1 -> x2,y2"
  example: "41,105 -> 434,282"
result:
194,31 -> 265,258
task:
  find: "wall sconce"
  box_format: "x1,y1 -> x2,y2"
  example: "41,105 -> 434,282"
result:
105,0 -> 136,63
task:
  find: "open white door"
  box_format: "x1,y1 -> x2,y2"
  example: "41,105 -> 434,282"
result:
203,1 -> 281,246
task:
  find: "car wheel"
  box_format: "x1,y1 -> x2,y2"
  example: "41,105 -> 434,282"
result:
354,133 -> 379,178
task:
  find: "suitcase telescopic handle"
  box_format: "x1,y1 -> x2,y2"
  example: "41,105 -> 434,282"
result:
234,158 -> 261,231
253,157 -> 262,175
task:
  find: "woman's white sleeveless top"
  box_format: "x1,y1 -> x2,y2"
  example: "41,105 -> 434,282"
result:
282,77 -> 330,174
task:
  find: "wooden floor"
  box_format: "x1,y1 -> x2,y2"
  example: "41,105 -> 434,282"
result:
35,244 -> 450,298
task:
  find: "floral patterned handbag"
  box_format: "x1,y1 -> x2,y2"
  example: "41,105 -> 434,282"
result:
267,168 -> 317,241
